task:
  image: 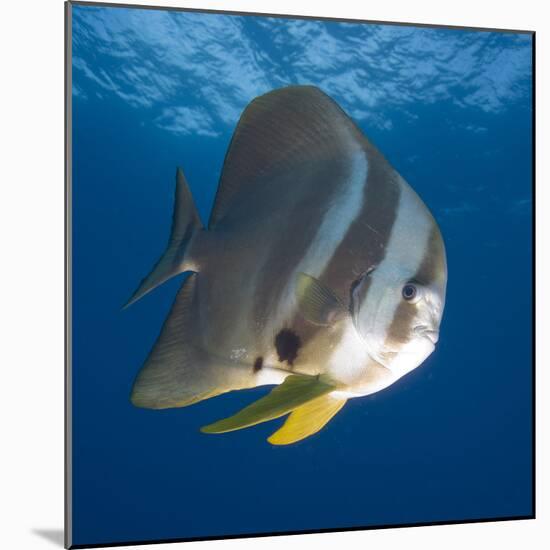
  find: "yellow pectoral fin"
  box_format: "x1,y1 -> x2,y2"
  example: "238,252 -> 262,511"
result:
267,394 -> 347,446
200,374 -> 335,434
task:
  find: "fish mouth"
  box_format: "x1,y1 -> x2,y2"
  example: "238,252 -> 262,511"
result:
414,326 -> 439,345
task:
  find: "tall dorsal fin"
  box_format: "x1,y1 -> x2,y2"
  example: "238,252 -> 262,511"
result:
208,86 -> 366,228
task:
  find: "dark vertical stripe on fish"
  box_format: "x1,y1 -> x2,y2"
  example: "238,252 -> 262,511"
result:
250,158 -> 347,347
319,143 -> 401,308
412,224 -> 446,285
384,224 -> 441,347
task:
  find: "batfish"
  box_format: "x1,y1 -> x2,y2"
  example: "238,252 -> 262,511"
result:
125,86 -> 447,445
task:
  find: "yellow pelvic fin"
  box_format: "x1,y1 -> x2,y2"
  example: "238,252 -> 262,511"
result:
267,394 -> 347,446
200,374 -> 335,434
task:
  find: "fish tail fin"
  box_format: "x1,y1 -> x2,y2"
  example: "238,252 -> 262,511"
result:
131,273 -> 250,409
124,167 -> 203,308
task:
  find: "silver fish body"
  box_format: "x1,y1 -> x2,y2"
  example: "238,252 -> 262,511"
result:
126,86 -> 447,443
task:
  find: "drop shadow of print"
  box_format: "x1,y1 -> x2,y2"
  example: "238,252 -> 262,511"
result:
32,528 -> 64,548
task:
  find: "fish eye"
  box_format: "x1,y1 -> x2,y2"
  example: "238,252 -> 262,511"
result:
402,283 -> 418,301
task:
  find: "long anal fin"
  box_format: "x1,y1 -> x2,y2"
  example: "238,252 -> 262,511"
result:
131,273 -> 244,409
200,374 -> 336,434
268,394 -> 347,445
131,273 -> 201,408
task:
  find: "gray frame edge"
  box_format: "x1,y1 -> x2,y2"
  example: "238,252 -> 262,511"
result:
65,2 -> 73,548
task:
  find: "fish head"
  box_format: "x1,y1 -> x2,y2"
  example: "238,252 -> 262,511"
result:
352,226 -> 447,379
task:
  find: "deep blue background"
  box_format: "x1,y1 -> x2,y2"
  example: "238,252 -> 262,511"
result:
71,5 -> 533,546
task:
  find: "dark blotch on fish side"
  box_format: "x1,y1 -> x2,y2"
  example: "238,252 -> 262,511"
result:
253,356 -> 264,372
275,329 -> 301,366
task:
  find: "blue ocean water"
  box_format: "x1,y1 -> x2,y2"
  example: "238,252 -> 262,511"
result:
70,5 -> 533,546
